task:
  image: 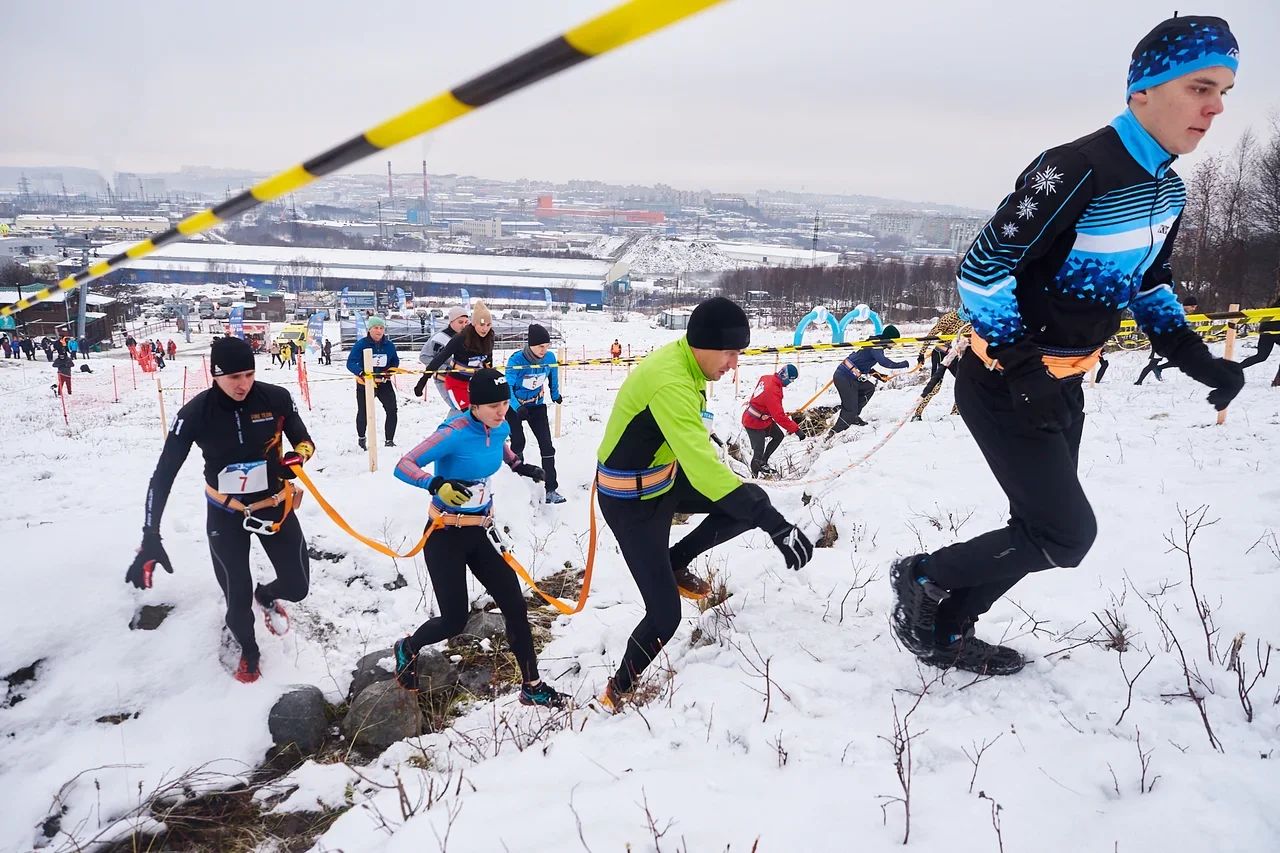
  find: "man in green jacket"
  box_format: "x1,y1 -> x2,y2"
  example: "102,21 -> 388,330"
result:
595,296 -> 813,713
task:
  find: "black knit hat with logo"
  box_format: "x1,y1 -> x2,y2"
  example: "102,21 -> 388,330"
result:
468,367 -> 510,405
686,297 -> 750,350
210,336 -> 255,376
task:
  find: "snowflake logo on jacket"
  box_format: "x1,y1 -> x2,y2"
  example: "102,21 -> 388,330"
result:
1015,197 -> 1039,220
1031,165 -> 1064,196
1000,222 -> 1019,239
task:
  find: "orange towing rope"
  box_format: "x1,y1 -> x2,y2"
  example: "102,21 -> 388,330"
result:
290,464 -> 595,614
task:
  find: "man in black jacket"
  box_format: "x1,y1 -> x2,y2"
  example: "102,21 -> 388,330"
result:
891,16 -> 1245,676
126,336 -> 316,683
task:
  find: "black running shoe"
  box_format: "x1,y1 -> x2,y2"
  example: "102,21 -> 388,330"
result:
393,638 -> 418,691
519,681 -> 565,708
926,629 -> 1026,676
890,555 -> 949,656
358,437 -> 367,451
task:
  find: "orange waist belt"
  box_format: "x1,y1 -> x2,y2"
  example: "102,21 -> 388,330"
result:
427,504 -> 493,528
205,481 -> 302,534
969,333 -> 1102,379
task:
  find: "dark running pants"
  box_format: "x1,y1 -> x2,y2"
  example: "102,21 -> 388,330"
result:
1239,322 -> 1278,369
599,472 -> 756,693
746,423 -> 785,466
923,352 -> 1095,634
830,370 -> 875,433
355,380 -> 398,442
207,503 -> 310,661
409,526 -> 539,683
1135,354 -> 1167,385
506,403 -> 558,491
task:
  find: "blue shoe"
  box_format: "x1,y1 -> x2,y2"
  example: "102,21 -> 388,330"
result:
519,680 -> 565,708
545,489 -> 566,505
393,638 -> 418,691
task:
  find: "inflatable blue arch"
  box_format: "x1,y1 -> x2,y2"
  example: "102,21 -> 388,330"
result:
793,304 -> 883,346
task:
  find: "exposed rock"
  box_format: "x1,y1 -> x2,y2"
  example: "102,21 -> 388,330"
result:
458,666 -> 496,698
269,685 -> 329,755
415,648 -> 460,696
348,650 -> 396,701
462,610 -> 507,642
3,659 -> 42,709
342,681 -> 421,750
382,572 -> 408,591
96,711 -> 140,725
129,604 -> 174,631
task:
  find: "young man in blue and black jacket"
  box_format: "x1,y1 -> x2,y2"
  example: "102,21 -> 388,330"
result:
505,323 -> 565,504
891,16 -> 1246,677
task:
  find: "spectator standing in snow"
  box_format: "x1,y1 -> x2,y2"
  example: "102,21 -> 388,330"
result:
345,315 -> 400,449
891,17 -> 1245,678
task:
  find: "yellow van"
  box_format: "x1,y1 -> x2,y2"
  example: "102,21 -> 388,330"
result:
274,324 -> 310,353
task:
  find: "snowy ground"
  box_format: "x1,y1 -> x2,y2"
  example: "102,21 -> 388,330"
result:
1,315 -> 1277,852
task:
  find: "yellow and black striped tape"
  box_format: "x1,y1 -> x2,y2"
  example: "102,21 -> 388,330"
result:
0,0 -> 723,320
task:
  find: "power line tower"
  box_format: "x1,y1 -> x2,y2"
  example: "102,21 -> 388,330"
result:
811,211 -> 821,262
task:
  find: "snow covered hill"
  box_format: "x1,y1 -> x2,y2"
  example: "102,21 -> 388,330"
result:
0,317 -> 1277,852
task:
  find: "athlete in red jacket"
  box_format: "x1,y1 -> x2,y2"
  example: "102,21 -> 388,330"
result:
742,364 -> 800,477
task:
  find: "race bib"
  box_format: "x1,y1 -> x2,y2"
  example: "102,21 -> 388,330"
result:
700,409 -> 715,434
217,460 -> 268,495
522,373 -> 546,391
458,478 -> 491,509
371,353 -> 389,368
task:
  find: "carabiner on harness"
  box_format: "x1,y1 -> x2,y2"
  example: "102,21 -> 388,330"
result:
242,512 -> 277,535
486,522 -> 513,554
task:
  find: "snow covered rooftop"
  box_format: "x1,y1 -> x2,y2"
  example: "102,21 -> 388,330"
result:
93,241 -> 618,282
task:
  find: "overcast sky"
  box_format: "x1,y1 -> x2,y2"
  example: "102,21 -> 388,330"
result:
3,0 -> 1277,209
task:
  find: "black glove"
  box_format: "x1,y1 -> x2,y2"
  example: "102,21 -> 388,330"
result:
993,340 -> 1072,433
769,522 -> 813,571
1155,328 -> 1245,411
513,462 -> 545,483
125,530 -> 173,589
413,375 -> 428,397
552,395 -> 563,404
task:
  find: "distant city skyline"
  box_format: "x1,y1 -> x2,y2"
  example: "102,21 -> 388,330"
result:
4,1 -> 1277,210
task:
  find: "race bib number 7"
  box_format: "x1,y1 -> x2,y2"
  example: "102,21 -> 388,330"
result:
218,461 -> 268,495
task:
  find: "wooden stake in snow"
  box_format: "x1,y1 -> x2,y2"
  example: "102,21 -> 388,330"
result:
555,401 -> 563,438
1217,303 -> 1240,426
364,348 -> 378,472
156,376 -> 167,441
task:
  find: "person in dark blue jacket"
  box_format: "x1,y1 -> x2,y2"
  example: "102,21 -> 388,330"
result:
892,15 -> 1245,679
345,316 -> 400,449
390,368 -> 564,707
505,324 -> 565,504
829,326 -> 908,433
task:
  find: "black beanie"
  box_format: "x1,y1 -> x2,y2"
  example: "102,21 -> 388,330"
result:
527,323 -> 551,346
468,367 -> 510,405
686,297 -> 750,350
210,336 -> 255,376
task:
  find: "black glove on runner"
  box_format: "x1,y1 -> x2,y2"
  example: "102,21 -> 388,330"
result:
1155,328 -> 1245,411
769,522 -> 813,571
125,530 -> 173,589
993,340 -> 1072,433
513,463 -> 545,483
413,375 -> 429,397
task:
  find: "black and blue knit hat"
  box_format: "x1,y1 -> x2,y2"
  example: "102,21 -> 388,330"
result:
1127,15 -> 1238,98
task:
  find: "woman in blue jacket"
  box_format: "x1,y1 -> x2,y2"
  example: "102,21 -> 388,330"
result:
391,368 -> 564,707
505,324 -> 565,504
345,316 -> 400,449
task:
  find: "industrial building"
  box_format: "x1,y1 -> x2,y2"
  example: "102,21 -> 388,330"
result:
91,242 -> 627,308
